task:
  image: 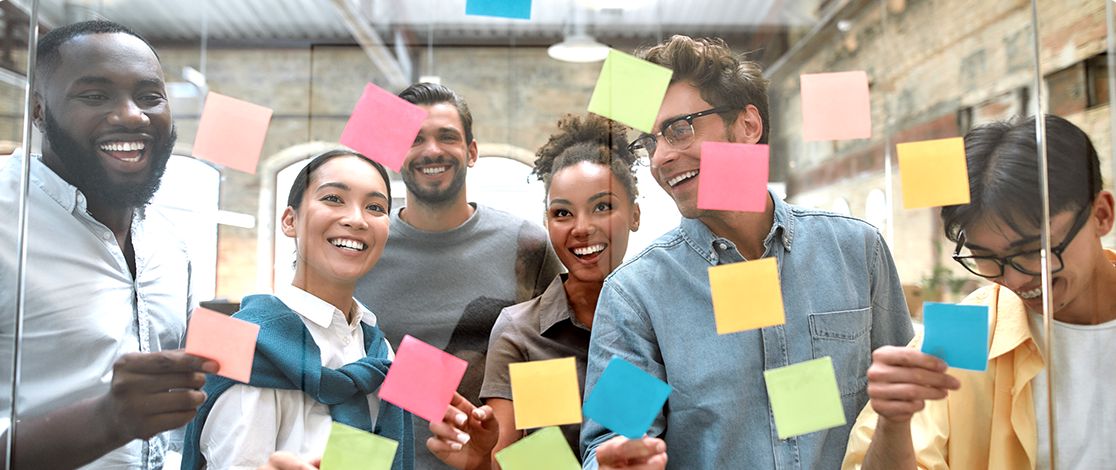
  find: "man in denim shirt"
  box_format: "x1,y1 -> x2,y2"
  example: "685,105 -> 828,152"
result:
580,35 -> 914,470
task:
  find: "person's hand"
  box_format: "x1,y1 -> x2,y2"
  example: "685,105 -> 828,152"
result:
256,451 -> 320,470
97,350 -> 218,441
427,392 -> 499,470
866,346 -> 961,424
596,436 -> 667,470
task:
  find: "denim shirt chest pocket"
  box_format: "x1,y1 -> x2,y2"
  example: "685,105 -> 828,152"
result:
807,307 -> 871,397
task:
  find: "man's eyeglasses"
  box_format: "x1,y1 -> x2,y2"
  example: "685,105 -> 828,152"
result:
952,205 -> 1093,278
627,107 -> 735,165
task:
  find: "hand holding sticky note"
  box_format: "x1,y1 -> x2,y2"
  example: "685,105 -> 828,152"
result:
494,426 -> 580,470
184,307 -> 260,383
582,356 -> 671,439
897,137 -> 970,209
587,49 -> 673,133
510,357 -> 582,429
708,257 -> 786,335
920,302 -> 989,371
764,356 -> 847,439
320,422 -> 398,470
379,335 -> 468,423
697,142 -> 770,213
192,92 -> 273,174
340,83 -> 429,172
800,71 -> 872,141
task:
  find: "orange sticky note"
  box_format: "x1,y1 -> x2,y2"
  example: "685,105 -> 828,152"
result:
340,83 -> 429,172
184,307 -> 260,382
800,71 -> 871,141
708,257 -> 785,334
897,137 -> 970,209
192,92 -> 273,174
509,357 -> 582,429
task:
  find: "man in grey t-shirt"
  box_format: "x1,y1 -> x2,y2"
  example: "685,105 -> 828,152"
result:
355,82 -> 561,468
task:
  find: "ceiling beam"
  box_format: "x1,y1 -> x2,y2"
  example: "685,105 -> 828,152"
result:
328,0 -> 409,91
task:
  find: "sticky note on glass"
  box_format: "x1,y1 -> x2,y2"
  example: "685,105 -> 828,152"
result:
697,142 -> 769,212
921,302 -> 989,371
191,92 -> 273,174
340,83 -> 429,172
320,422 -> 398,470
800,71 -> 871,141
184,307 -> 260,383
510,357 -> 582,429
708,257 -> 785,334
494,426 -> 580,470
897,137 -> 970,209
466,0 -> 531,19
379,335 -> 468,422
587,49 -> 673,133
582,356 -> 670,439
764,356 -> 846,439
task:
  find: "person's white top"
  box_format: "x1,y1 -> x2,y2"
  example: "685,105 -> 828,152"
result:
1028,312 -> 1116,470
199,285 -> 391,469
0,154 -> 192,469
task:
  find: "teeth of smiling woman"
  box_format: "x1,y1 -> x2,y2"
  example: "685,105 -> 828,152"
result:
99,141 -> 146,152
421,166 -> 447,175
573,244 -> 605,256
668,170 -> 699,187
1017,287 -> 1042,300
331,239 -> 366,251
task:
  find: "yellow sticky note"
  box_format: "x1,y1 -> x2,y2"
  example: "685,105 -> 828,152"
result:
897,137 -> 970,209
587,49 -> 673,133
708,257 -> 786,335
509,357 -> 582,429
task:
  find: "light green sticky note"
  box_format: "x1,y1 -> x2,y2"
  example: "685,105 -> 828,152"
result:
587,49 -> 673,133
763,356 -> 847,439
320,422 -> 398,470
494,426 -> 580,470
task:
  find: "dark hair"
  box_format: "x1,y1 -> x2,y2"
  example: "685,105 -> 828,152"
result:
533,114 -> 638,202
636,35 -> 770,144
398,82 -> 474,145
36,20 -> 157,86
940,114 -> 1102,241
287,149 -> 393,212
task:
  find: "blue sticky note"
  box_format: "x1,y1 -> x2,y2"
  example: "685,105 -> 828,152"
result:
466,0 -> 532,19
582,356 -> 671,439
920,302 -> 990,371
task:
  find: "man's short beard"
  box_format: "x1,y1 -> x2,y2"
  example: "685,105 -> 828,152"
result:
401,156 -> 467,206
44,109 -> 176,209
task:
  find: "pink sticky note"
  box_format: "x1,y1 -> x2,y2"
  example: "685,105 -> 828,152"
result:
800,71 -> 871,141
184,307 -> 260,383
697,142 -> 769,212
379,335 -> 468,423
340,83 -> 429,172
191,92 -> 273,174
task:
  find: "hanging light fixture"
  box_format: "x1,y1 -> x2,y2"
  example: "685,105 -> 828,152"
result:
548,5 -> 608,63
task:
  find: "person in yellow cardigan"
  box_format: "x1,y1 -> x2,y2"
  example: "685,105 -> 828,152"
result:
843,114 -> 1116,469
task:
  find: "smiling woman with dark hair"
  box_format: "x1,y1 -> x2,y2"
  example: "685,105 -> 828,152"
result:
845,115 -> 1116,470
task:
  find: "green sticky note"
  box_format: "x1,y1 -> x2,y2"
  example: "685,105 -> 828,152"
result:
494,426 -> 580,470
763,357 -> 847,439
320,422 -> 398,470
587,49 -> 673,133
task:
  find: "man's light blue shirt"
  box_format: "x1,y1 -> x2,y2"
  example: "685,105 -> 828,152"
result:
580,192 -> 914,469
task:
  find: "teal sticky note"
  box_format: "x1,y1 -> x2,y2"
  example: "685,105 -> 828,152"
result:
921,302 -> 990,371
763,357 -> 847,439
320,422 -> 398,470
466,0 -> 532,19
582,356 -> 671,439
494,426 -> 580,470
587,49 -> 673,133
